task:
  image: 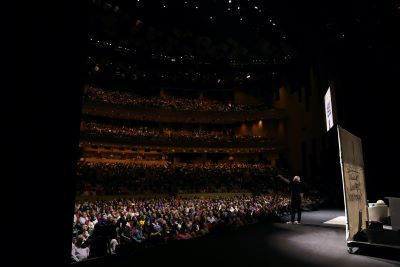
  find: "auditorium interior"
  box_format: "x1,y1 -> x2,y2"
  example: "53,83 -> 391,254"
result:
16,0 -> 400,266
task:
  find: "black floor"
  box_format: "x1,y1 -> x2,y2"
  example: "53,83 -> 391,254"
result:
75,210 -> 400,267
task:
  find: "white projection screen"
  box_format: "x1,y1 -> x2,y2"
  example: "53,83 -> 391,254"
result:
324,86 -> 336,132
337,125 -> 368,242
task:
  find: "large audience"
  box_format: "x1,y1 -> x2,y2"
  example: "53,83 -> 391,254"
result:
72,193 -> 319,262
81,122 -> 273,147
82,103 -> 277,124
76,161 -> 287,195
84,87 -> 268,112
72,193 -> 320,262
73,82 -> 317,262
73,161 -> 320,262
72,1 -> 320,262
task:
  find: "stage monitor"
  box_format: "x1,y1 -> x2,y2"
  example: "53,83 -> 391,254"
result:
324,85 -> 337,132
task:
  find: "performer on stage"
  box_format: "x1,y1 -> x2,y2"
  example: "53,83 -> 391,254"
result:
287,175 -> 303,224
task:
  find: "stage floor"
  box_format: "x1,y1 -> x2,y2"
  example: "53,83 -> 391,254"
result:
281,209 -> 346,227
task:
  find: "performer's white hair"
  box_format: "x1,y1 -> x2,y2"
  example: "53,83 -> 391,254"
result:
293,176 -> 301,182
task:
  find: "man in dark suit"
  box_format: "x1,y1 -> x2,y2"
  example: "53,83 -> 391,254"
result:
287,176 -> 303,224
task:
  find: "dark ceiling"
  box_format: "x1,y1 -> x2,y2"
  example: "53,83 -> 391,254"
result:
88,0 -> 399,62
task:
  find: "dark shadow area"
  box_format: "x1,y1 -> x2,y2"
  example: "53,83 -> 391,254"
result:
354,245 -> 400,263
